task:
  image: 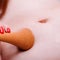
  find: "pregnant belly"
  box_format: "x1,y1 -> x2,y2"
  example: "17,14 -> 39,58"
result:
1,16 -> 60,60
1,0 -> 60,60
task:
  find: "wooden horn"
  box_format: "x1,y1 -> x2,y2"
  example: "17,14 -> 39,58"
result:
0,28 -> 34,50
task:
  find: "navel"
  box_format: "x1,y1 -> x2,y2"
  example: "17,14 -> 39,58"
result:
38,18 -> 48,23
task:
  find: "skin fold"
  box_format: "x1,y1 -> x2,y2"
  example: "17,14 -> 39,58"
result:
0,0 -> 60,60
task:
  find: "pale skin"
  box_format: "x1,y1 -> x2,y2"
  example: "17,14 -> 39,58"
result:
1,0 -> 60,60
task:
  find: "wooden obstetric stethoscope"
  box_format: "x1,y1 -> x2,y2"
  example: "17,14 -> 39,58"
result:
0,0 -> 34,51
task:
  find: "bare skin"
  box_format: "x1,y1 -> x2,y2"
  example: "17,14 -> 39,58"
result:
1,0 -> 60,60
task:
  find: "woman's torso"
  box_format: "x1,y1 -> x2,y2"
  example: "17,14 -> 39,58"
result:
0,0 -> 60,60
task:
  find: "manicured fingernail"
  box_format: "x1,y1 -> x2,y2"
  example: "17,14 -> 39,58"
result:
5,27 -> 11,33
0,26 -> 4,34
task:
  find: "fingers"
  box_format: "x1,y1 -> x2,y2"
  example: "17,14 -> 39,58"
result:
0,26 -> 11,34
0,26 -> 4,34
4,26 -> 11,33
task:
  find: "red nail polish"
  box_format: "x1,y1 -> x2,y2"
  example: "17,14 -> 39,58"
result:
0,26 -> 4,34
5,27 -> 11,33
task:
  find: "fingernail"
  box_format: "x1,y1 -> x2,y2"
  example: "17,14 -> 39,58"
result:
0,26 -> 4,34
5,27 -> 11,33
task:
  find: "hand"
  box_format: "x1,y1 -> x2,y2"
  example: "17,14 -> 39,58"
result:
0,26 -> 11,34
